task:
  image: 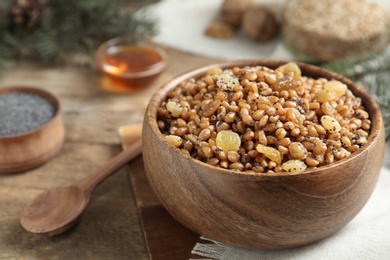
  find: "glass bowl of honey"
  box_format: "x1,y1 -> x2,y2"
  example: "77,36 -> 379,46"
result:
96,36 -> 169,93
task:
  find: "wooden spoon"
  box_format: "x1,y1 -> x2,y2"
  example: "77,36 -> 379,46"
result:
20,124 -> 143,236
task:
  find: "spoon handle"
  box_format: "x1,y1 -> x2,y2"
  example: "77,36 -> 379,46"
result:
75,138 -> 142,195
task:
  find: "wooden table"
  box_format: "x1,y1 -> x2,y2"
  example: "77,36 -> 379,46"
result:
0,49 -> 220,259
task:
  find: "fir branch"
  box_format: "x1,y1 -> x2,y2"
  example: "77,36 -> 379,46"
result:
324,53 -> 390,81
32,30 -> 60,61
0,0 -> 157,64
323,49 -> 390,141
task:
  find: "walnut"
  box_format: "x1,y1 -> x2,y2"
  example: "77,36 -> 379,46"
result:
204,21 -> 235,39
242,5 -> 279,42
221,0 -> 255,28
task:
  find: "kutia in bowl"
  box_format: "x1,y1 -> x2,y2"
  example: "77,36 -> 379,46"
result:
142,60 -> 385,249
0,87 -> 65,173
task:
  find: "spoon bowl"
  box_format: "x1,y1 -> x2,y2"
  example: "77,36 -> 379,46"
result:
21,186 -> 87,236
20,125 -> 142,236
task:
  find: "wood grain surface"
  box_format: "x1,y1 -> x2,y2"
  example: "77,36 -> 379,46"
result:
0,47 -> 220,259
119,124 -> 200,260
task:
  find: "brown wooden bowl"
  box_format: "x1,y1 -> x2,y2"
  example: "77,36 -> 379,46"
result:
142,60 -> 385,249
0,87 -> 65,173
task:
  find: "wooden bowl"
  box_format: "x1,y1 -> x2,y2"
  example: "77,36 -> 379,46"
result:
142,60 -> 385,249
0,87 -> 65,173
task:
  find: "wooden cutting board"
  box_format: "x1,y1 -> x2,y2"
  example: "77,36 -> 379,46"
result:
118,125 -> 200,260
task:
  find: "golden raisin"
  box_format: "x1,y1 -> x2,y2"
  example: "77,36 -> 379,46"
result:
216,73 -> 239,91
273,75 -> 298,91
276,62 -> 302,80
321,115 -> 341,133
256,144 -> 282,164
216,130 -> 241,152
288,142 -> 308,160
202,100 -> 221,117
282,159 -> 307,173
165,135 -> 182,147
316,89 -> 336,103
324,80 -> 347,97
166,100 -> 183,117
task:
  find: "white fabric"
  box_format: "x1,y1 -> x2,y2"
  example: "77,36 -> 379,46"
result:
140,0 -> 390,61
191,163 -> 390,259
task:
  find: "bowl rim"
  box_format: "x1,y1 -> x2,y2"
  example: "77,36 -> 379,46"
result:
0,86 -> 61,139
145,59 -> 384,177
95,36 -> 169,79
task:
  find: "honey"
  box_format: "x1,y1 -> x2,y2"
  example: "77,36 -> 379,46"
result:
97,41 -> 168,93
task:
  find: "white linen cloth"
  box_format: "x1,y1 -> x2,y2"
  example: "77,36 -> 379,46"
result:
140,0 -> 291,61
140,0 -> 390,61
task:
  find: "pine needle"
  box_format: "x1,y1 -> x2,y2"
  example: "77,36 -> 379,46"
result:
0,0 -> 157,64
324,49 -> 390,141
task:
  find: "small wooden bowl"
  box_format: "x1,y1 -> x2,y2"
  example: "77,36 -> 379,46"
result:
0,87 -> 65,173
142,60 -> 385,249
